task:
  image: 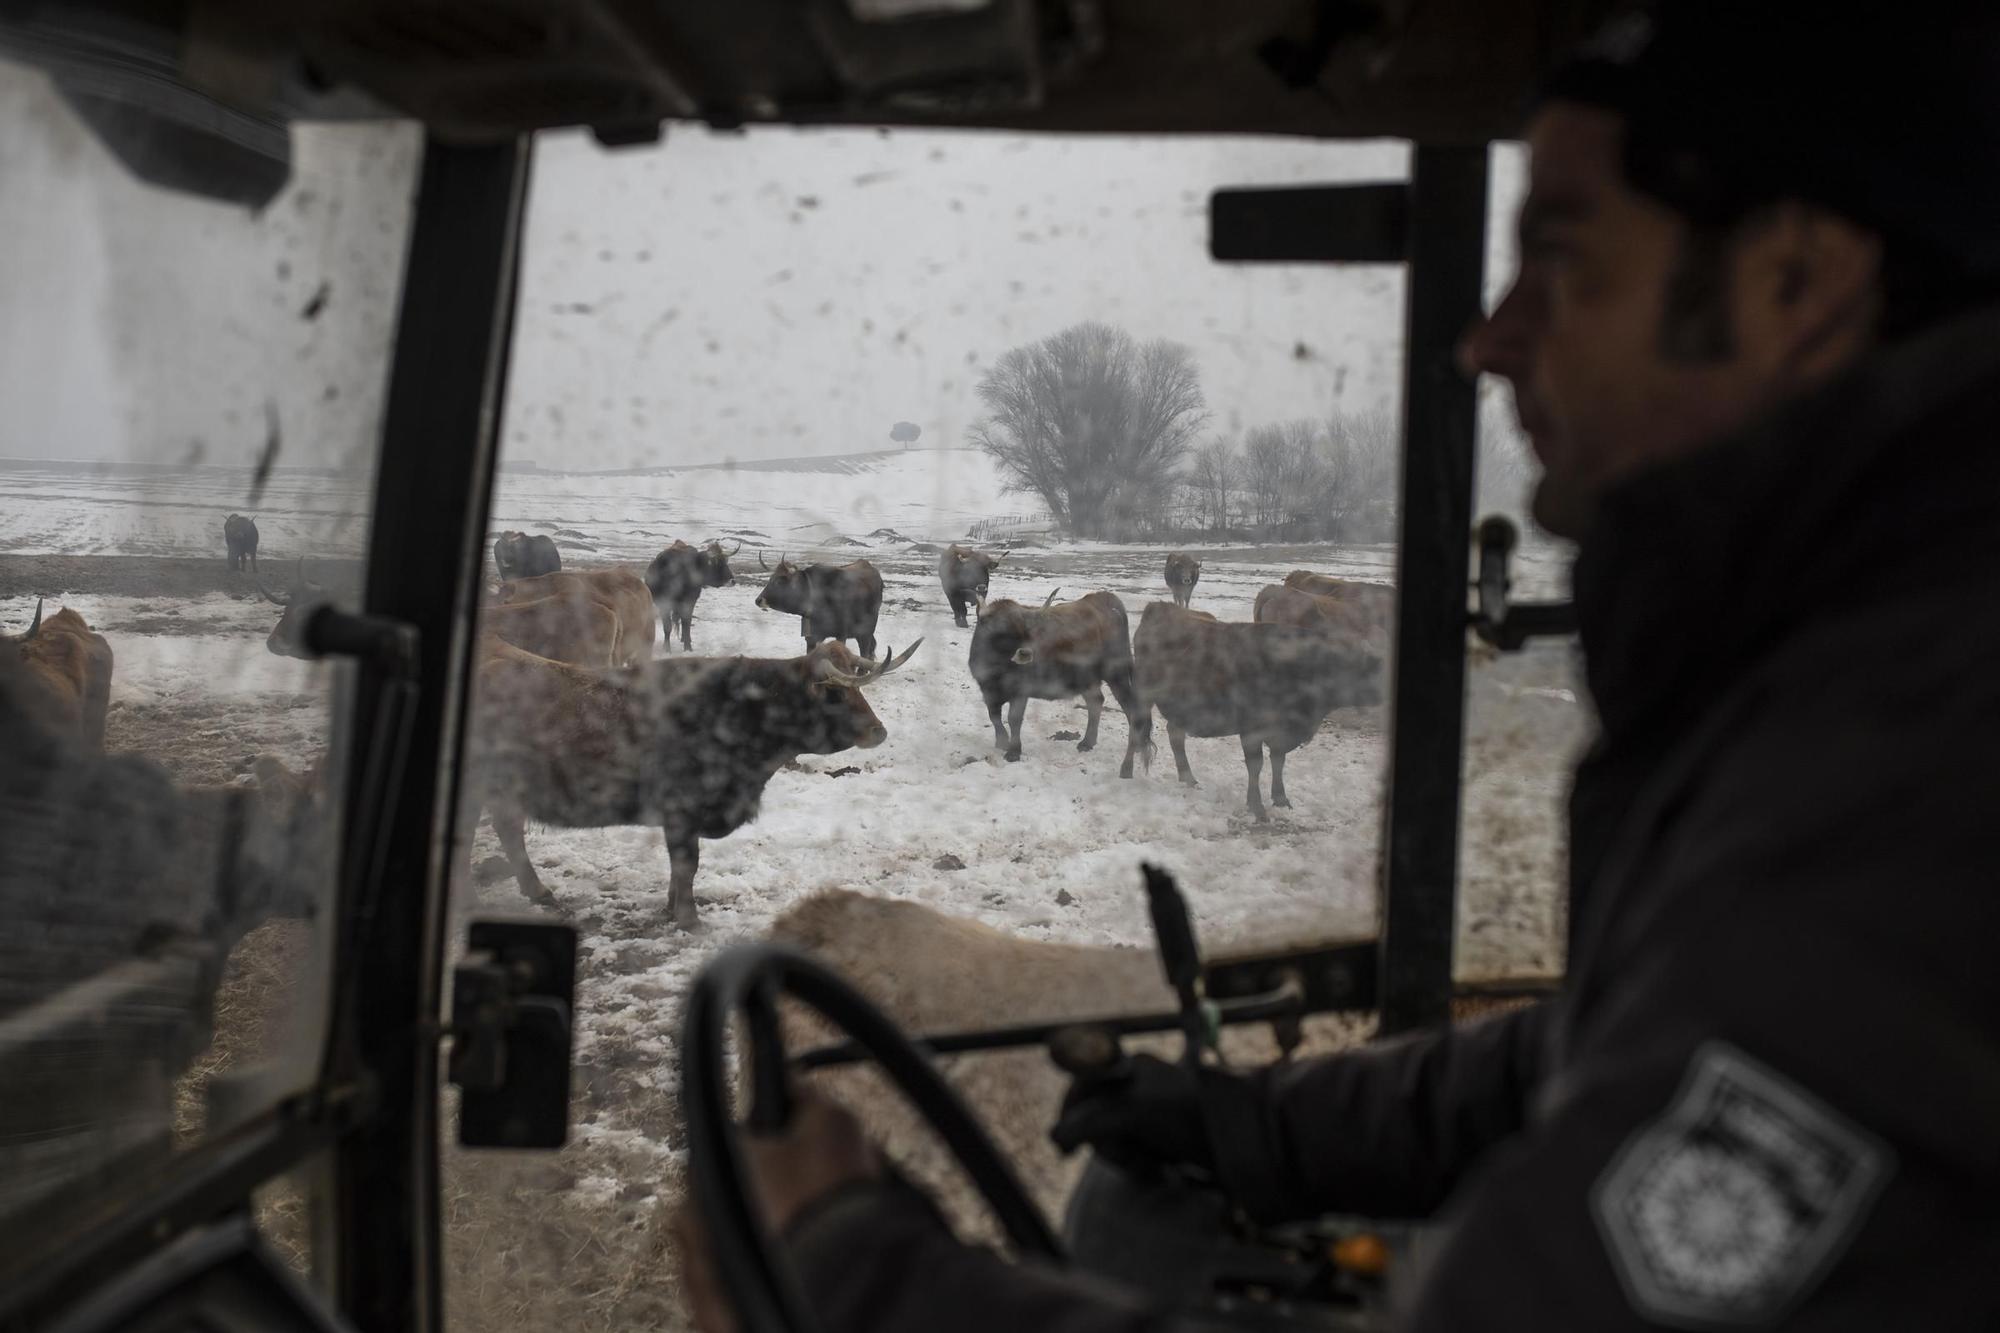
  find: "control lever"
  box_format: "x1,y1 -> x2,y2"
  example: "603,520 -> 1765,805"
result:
1470,515 -> 1577,650
1142,863 -> 1217,1068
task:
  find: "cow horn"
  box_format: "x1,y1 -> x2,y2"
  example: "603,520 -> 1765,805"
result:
725,540 -> 741,557
258,578 -> 291,606
20,596 -> 44,638
990,551 -> 1006,564
757,548 -> 769,570
298,556 -> 325,593
1042,587 -> 1061,607
874,638 -> 922,677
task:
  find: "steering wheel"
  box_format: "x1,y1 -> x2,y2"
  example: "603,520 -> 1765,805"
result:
680,944 -> 1067,1333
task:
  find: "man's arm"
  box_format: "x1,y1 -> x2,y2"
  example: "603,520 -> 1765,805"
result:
1057,1000 -> 1557,1225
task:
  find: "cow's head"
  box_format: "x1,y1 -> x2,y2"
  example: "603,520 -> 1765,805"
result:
754,554 -> 809,614
699,540 -> 740,588
259,559 -> 328,658
734,639 -> 922,754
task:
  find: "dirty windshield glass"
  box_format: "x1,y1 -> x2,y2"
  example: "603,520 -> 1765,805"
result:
0,57 -> 415,1262
438,125 -> 1553,1329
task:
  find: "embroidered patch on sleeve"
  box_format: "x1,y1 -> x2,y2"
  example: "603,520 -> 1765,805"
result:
1592,1042 -> 1892,1329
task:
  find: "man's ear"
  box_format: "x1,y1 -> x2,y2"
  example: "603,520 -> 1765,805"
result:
1740,203 -> 1883,374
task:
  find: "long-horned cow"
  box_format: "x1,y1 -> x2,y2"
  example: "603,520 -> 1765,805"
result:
1163,552 -> 1202,608
223,514 -> 259,573
496,568 -> 656,667
493,530 -> 562,581
3,599 -> 114,750
646,540 -> 739,652
471,636 -> 920,927
968,590 -> 1149,774
1132,601 -> 1380,820
755,554 -> 884,659
939,545 -> 1005,628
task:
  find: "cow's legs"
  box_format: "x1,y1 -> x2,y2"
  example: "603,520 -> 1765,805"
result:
666,834 -> 700,930
1270,746 -> 1293,808
949,592 -> 969,628
1119,708 -> 1150,779
1005,696 -> 1028,761
858,630 -> 877,659
491,809 -> 558,907
249,549 -> 257,573
1078,684 -> 1104,752
1241,737 -> 1268,821
677,601 -> 695,651
1168,721 -> 1197,786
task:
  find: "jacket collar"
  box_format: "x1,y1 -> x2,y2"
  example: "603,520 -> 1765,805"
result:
1573,303 -> 2000,742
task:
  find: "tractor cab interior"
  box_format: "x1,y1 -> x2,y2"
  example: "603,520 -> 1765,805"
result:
0,3 -> 1611,1331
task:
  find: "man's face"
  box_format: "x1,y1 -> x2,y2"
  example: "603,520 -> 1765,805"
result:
1463,105 -> 1783,539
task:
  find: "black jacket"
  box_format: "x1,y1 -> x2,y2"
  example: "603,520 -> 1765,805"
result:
784,306 -> 2000,1330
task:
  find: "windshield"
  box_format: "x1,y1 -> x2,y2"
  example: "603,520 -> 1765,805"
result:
0,55 -> 416,1261
440,124 -> 1565,1329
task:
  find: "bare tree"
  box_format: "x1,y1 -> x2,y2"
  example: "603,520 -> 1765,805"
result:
968,322 -> 1209,539
1321,407 -> 1400,539
1187,438 -> 1237,532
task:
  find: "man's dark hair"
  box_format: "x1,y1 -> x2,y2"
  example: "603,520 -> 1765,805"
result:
1538,3 -> 2000,354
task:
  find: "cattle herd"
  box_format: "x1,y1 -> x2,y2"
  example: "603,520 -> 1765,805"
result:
3,515 -> 1392,932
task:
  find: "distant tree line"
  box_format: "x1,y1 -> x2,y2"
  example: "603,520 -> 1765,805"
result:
969,320 -> 1536,543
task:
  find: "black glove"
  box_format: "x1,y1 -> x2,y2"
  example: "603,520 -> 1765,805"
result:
1048,1054 -> 1216,1179
1051,1054 -> 1301,1222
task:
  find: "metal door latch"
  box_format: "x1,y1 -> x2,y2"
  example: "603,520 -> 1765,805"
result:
1470,516 -> 1577,650
448,920 -> 576,1148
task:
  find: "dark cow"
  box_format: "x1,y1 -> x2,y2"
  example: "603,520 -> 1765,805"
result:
968,591 -> 1149,775
223,514 -> 259,573
755,554 -> 884,658
646,540 -> 740,652
1164,552 -> 1201,608
493,530 -> 562,581
4,599 -> 114,750
1132,601 -> 1381,820
497,568 -> 656,667
939,545 -> 1005,628
471,636 -> 920,927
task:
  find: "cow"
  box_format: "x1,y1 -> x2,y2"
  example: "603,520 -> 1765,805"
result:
968,590 -> 1150,775
1164,552 -> 1201,608
493,530 -> 562,581
755,554 -> 884,659
496,568 -> 656,667
4,599 -> 114,751
1252,583 -> 1378,641
1281,570 -> 1395,641
470,636 -> 921,927
646,540 -> 740,652
223,514 -> 259,573
939,545 -> 1005,628
1131,601 -> 1381,820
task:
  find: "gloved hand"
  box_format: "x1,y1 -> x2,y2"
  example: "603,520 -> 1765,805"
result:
1048,1053 -> 1217,1179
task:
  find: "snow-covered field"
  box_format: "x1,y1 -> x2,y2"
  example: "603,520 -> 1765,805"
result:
1,448 -> 1585,1327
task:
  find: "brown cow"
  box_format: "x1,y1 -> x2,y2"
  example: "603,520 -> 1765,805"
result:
1132,601 -> 1380,820
1164,552 -> 1202,608
497,568 -> 657,666
470,635 -> 921,928
939,545 -> 1005,628
1281,570 -> 1395,640
967,591 -> 1149,774
4,599 -> 113,750
1252,583 -> 1378,641
755,556 -> 884,659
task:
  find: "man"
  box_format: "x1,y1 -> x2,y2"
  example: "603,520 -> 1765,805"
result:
678,2 -> 2000,1326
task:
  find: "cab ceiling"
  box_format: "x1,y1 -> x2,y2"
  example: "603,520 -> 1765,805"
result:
210,0 -> 1624,143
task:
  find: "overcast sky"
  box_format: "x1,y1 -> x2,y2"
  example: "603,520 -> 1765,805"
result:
0,57 -> 1527,480
505,126 -> 1525,472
